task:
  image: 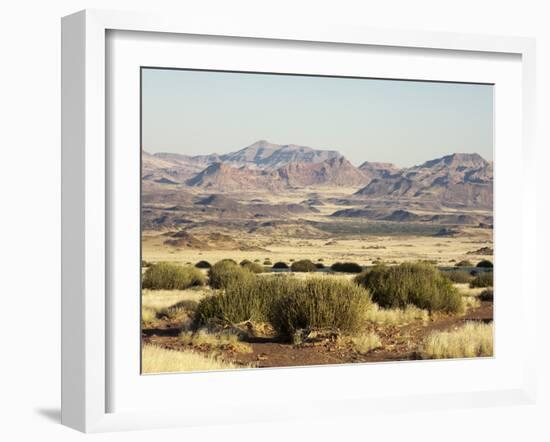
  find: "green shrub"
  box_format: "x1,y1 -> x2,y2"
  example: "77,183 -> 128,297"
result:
445,270 -> 473,284
479,288 -> 494,301
240,259 -> 252,266
455,260 -> 473,267
273,261 -> 289,269
254,259 -> 261,263
241,261 -> 265,274
263,260 -> 272,266
291,259 -> 317,272
269,278 -> 372,339
318,258 -> 324,262
208,260 -> 254,289
194,276 -> 372,339
355,262 -> 462,313
195,260 -> 211,269
476,260 -> 493,268
331,262 -> 363,273
142,262 -> 205,290
195,276 -> 297,326
470,272 -> 493,288
315,262 -> 325,269
193,295 -> 223,327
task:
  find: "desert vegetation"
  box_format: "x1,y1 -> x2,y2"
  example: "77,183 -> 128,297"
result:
330,261 -> 363,273
355,263 -> 463,313
142,262 -> 205,290
142,345 -> 244,373
422,322 -> 493,359
470,272 -> 493,288
290,259 -> 317,272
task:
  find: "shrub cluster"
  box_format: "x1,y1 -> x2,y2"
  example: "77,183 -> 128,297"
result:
290,259 -> 317,272
195,260 -> 211,269
315,262 -> 325,269
476,260 -> 493,268
195,276 -> 298,326
194,275 -> 372,340
240,260 -> 265,274
455,260 -> 473,267
272,261 -> 289,269
469,272 -> 493,288
354,262 -> 463,313
479,288 -> 494,301
444,270 -> 473,284
208,259 -> 254,289
331,262 -> 363,273
268,278 -> 371,339
142,262 -> 206,290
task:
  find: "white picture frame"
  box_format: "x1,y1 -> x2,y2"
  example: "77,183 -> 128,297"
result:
61,9 -> 537,433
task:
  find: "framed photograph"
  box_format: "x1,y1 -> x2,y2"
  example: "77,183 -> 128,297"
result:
61,9 -> 537,432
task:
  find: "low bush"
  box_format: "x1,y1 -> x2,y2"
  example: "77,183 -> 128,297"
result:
195,276 -> 298,326
142,262 -> 206,290
142,259 -> 152,268
470,272 -> 493,288
331,262 -> 363,273
263,260 -> 272,266
268,278 -> 372,339
315,262 -> 325,269
194,276 -> 372,340
476,260 -> 493,268
195,260 -> 211,269
355,262 -> 463,313
208,259 -> 254,289
445,270 -> 473,284
290,259 -> 317,272
455,260 -> 473,267
272,261 -> 289,269
241,261 -> 265,274
479,288 -> 494,302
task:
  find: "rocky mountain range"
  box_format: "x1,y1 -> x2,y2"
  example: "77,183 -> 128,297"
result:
143,140 -> 493,208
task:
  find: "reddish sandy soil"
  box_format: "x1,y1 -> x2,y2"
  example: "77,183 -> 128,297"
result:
142,301 -> 493,369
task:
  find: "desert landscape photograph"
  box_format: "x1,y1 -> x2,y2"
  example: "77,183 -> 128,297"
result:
140,68 -> 494,373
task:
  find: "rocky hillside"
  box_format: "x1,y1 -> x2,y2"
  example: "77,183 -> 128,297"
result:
143,141 -> 493,208
354,153 -> 493,208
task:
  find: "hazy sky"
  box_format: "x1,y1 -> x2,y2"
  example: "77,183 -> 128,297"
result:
142,68 -> 493,167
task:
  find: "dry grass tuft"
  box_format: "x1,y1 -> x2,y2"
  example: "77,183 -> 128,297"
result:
142,345 -> 243,373
422,322 -> 493,359
348,333 -> 382,354
365,304 -> 429,325
180,329 -> 253,353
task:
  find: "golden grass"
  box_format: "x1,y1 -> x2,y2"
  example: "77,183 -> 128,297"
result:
422,322 -> 493,359
365,304 -> 429,325
180,329 -> 253,354
142,345 -> 243,373
348,333 -> 382,354
462,295 -> 481,310
454,283 -> 486,297
142,287 -> 211,311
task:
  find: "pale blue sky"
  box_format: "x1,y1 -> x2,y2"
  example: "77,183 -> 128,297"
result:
142,68 -> 493,167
